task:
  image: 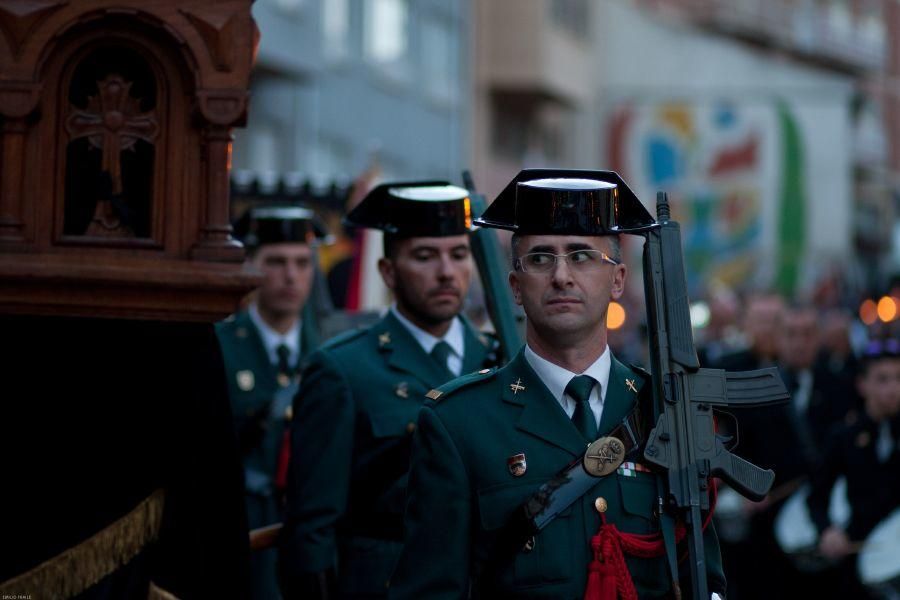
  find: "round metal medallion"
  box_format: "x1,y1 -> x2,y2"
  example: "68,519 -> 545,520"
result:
583,436 -> 626,477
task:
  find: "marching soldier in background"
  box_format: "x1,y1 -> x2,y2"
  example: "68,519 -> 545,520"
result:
217,206 -> 329,599
278,182 -> 496,599
808,338 -> 900,599
389,171 -> 725,599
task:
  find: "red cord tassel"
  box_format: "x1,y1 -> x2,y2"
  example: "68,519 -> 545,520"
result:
583,481 -> 719,600
274,428 -> 291,491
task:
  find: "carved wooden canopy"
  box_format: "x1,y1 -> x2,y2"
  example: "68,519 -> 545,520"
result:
0,0 -> 261,321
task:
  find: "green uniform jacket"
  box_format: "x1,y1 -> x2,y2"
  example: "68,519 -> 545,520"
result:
388,350 -> 725,600
217,309 -> 316,516
279,311 -> 492,596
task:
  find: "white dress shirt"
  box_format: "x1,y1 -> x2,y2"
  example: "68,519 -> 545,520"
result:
524,344 -> 611,428
248,303 -> 301,368
390,305 -> 464,376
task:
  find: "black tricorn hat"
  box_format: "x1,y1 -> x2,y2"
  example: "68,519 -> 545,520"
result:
475,169 -> 655,235
233,206 -> 331,250
344,181 -> 472,237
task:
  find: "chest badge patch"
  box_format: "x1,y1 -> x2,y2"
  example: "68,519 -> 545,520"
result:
625,379 -> 638,393
507,453 -> 527,477
584,436 -> 626,477
395,381 -> 409,399
236,369 -> 255,392
509,378 -> 525,395
379,332 -> 391,347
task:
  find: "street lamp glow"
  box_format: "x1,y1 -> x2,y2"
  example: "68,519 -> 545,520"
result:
860,299 -> 878,325
877,296 -> 898,323
607,301 -> 626,330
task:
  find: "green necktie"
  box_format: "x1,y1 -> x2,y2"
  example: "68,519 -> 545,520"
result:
430,341 -> 455,380
566,375 -> 598,441
276,343 -> 292,377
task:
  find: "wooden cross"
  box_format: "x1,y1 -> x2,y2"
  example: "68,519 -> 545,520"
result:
65,74 -> 159,234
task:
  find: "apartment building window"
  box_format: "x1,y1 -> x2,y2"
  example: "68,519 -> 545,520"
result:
323,0 -> 350,61
550,0 -> 589,39
422,16 -> 459,104
364,0 -> 409,76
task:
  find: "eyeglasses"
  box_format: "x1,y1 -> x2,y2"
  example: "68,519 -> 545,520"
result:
516,249 -> 620,273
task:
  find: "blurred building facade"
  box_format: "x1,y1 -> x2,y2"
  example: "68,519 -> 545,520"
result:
233,0 -> 471,186
471,0 -> 898,300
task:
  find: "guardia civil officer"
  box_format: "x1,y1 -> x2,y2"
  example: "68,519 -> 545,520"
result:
217,206 -> 328,599
278,182 -> 496,599
389,170 -> 726,599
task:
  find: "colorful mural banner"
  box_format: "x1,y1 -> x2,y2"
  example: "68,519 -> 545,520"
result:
608,98 -> 806,297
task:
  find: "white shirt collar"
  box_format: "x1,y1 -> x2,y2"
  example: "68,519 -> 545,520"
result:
248,303 -> 301,367
524,344 -> 611,405
390,304 -> 464,359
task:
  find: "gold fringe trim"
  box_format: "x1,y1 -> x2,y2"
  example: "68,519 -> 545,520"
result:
147,581 -> 181,600
0,488 -> 165,598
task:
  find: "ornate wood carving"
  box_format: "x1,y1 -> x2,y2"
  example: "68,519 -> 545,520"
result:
0,0 -> 260,321
65,74 -> 159,237
0,0 -> 66,58
179,6 -> 238,72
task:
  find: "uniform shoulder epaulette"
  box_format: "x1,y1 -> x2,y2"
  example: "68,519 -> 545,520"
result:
628,363 -> 651,380
425,367 -> 498,402
320,327 -> 366,350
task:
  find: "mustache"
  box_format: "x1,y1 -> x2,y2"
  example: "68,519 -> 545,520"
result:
428,285 -> 461,297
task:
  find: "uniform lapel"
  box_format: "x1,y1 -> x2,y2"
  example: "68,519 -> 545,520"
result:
597,355 -> 644,435
378,312 -> 453,389
503,351 -> 587,457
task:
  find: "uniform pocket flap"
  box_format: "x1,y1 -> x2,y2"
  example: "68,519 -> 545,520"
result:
617,474 -> 656,518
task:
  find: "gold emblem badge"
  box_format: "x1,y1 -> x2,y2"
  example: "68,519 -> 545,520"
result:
395,381 -> 409,399
584,436 -> 626,477
378,332 -> 391,347
236,370 -> 255,391
507,453 -> 527,477
426,389 -> 443,400
625,379 -> 638,393
509,378 -> 525,395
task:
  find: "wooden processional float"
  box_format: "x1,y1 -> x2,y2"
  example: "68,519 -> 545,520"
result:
0,2 -> 261,598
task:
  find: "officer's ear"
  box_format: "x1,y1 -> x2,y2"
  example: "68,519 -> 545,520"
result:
610,262 -> 626,300
378,257 -> 397,292
508,270 -> 523,306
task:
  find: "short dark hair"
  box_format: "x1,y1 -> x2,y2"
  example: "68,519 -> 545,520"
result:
383,233 -> 402,259
510,233 -> 621,270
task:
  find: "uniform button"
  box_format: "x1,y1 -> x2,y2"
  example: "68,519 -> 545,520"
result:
523,536 -> 535,553
594,497 -> 608,513
284,406 -> 293,421
406,422 -> 416,434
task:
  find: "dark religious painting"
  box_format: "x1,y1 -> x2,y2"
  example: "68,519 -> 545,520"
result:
64,46 -> 159,239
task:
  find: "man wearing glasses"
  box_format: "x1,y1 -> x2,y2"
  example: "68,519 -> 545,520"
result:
389,170 -> 725,599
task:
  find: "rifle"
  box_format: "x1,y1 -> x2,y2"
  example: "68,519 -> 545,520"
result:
639,192 -> 789,599
462,170 -> 524,364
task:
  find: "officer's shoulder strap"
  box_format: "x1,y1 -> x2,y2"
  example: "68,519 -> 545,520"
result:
628,363 -> 652,380
320,327 -> 367,350
425,367 -> 498,403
